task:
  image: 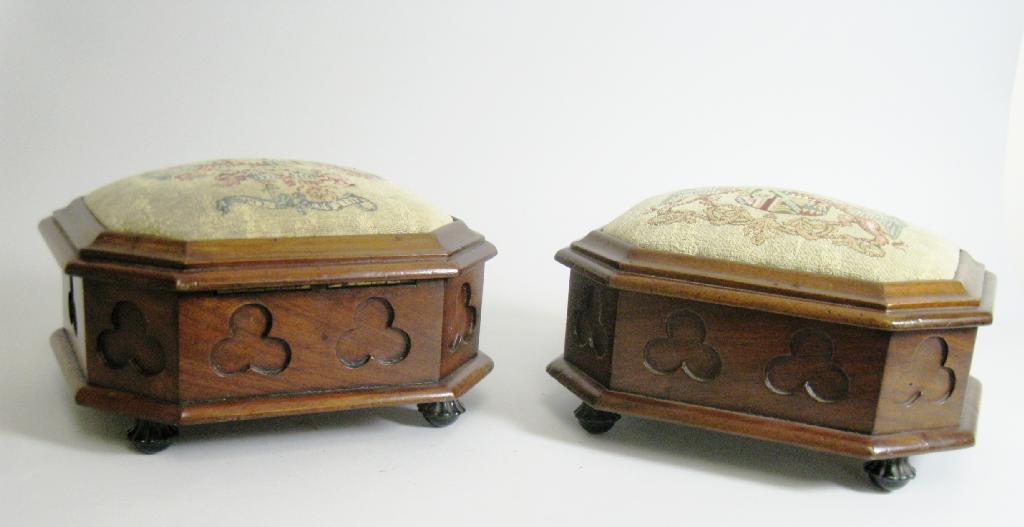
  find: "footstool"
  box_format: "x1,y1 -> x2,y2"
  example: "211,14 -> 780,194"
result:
40,159 -> 496,453
547,187 -> 994,490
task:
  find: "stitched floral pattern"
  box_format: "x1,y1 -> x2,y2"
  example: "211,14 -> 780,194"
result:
86,159 -> 453,240
644,188 -> 906,258
143,159 -> 379,215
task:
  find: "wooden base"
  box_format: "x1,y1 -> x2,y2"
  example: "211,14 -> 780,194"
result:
547,357 -> 979,460
52,329 -> 493,426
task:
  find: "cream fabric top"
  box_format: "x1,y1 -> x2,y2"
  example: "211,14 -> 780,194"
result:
601,187 -> 960,282
84,159 -> 453,240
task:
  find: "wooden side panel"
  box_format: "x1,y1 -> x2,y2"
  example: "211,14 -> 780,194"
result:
440,264 -> 484,378
63,275 -> 87,372
873,328 -> 976,433
563,271 -> 618,385
610,291 -> 889,433
84,280 -> 179,402
177,281 -> 444,402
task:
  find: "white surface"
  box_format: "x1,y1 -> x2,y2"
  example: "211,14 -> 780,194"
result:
1,1 -> 1022,525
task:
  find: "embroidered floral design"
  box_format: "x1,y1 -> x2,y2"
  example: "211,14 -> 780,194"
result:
143,159 -> 380,215
216,192 -> 377,215
645,188 -> 906,258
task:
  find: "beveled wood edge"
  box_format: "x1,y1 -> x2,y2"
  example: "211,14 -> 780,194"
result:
41,198 -> 497,291
567,230 -> 986,311
64,241 -> 496,292
557,239 -> 994,331
547,357 -> 978,460
47,198 -> 489,268
179,353 -> 493,425
85,219 -> 485,269
52,329 -> 493,426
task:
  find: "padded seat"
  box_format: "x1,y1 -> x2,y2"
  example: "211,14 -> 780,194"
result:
84,159 -> 453,241
601,187 -> 958,282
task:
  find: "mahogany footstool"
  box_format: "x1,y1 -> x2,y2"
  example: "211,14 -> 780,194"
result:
547,187 -> 995,490
40,159 -> 496,453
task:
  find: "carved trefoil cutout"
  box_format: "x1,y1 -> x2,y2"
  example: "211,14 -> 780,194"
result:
643,310 -> 722,381
449,283 -> 477,352
336,297 -> 411,368
765,328 -> 849,403
896,336 -> 956,406
97,301 -> 165,376
572,285 -> 610,357
211,304 -> 291,376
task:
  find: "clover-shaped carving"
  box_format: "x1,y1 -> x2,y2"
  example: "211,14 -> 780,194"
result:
572,285 -> 609,357
336,297 -> 411,368
211,304 -> 291,376
448,283 -> 477,352
643,310 -> 722,381
97,301 -> 165,376
895,336 -> 955,406
765,328 -> 849,403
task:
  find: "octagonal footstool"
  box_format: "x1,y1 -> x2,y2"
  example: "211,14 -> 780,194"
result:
40,159 -> 496,453
547,187 -> 994,490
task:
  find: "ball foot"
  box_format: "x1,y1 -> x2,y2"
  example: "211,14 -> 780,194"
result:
418,399 -> 465,427
574,403 -> 620,434
864,457 -> 916,491
127,419 -> 179,454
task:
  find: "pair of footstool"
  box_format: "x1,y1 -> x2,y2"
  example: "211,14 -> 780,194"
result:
40,160 -> 994,491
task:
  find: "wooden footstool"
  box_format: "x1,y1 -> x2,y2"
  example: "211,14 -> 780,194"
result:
547,187 -> 994,490
40,159 -> 496,453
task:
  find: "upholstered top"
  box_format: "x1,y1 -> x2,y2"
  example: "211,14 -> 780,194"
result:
83,159 -> 453,240
601,187 -> 960,282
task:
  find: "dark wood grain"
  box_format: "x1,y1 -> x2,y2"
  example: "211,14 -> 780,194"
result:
874,328 -> 977,433
63,274 -> 87,370
41,198 -> 497,292
84,280 -> 180,402
548,357 -> 979,460
549,227 -> 994,462
557,230 -> 994,331
40,197 -> 496,433
562,271 -> 617,385
54,329 -> 493,425
441,264 -> 485,378
178,282 -> 444,401
608,290 -> 889,433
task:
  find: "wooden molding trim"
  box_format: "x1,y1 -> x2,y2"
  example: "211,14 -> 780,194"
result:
547,357 -> 978,460
41,198 -> 497,291
556,230 -> 994,331
53,329 -> 493,425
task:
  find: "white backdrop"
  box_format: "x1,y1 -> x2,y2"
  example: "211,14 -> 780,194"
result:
2,1 -> 1022,525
